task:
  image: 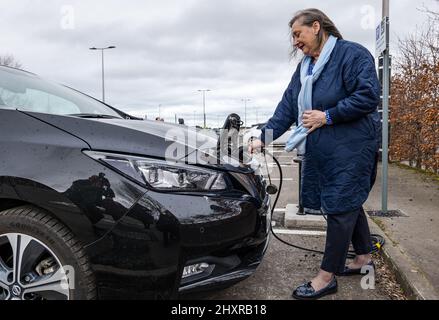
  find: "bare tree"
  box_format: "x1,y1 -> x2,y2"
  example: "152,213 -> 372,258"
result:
422,1 -> 439,20
0,54 -> 22,68
390,7 -> 439,173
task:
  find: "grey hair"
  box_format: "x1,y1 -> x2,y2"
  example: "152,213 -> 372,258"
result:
289,8 -> 343,57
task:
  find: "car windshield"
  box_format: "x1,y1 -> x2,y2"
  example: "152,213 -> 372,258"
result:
0,66 -> 122,118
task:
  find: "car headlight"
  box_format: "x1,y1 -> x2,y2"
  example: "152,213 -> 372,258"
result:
84,151 -> 228,192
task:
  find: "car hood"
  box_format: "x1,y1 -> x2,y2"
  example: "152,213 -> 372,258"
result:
23,111 -> 252,173
22,111 -> 216,156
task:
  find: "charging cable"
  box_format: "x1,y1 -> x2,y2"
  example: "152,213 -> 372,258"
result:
261,149 -> 385,259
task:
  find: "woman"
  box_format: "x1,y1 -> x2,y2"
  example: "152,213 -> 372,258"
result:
249,8 -> 381,300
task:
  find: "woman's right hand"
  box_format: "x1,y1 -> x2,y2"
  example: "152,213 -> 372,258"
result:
248,139 -> 265,154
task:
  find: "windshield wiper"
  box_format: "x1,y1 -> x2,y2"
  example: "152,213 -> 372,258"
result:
69,113 -> 121,119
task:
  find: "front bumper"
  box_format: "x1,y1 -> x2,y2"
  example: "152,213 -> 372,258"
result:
178,190 -> 271,293
179,233 -> 270,293
88,172 -> 270,299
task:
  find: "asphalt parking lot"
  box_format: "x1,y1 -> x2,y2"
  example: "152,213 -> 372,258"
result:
181,146 -> 399,300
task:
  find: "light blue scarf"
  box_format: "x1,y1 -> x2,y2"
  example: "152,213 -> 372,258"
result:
285,35 -> 338,154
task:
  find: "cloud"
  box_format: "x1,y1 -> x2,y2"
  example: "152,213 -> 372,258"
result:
1,0 -> 437,126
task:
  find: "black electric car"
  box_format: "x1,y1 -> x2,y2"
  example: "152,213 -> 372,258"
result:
0,66 -> 270,300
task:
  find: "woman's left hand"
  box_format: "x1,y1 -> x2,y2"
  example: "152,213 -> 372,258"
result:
303,110 -> 327,134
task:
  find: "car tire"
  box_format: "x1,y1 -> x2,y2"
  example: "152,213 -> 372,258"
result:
0,205 -> 97,300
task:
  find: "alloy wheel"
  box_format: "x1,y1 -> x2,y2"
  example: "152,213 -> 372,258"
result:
0,233 -> 70,300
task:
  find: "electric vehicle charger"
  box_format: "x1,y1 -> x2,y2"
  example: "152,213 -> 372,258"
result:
218,113 -> 384,259
261,148 -> 385,259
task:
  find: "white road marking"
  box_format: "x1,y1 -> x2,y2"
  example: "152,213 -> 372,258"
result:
274,208 -> 286,212
272,229 -> 327,236
268,164 -> 297,167
267,162 -> 290,165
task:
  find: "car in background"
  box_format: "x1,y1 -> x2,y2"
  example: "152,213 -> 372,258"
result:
0,66 -> 270,300
242,123 -> 293,147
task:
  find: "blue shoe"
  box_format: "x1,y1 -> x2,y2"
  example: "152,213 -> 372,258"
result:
337,260 -> 375,276
292,277 -> 338,300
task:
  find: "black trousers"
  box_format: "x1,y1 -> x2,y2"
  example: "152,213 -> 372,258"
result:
321,207 -> 372,274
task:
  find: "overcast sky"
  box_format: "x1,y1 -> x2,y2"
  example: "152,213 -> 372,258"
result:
1,0 -> 437,127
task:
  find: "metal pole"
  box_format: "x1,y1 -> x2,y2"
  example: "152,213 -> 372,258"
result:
381,0 -> 390,213
293,156 -> 304,214
198,89 -> 210,128
90,46 -> 115,103
242,98 -> 250,127
383,0 -> 389,17
101,49 -> 105,103
203,91 -> 206,128
245,100 -> 247,127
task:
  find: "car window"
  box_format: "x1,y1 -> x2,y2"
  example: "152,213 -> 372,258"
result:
0,67 -> 122,118
0,87 -> 80,115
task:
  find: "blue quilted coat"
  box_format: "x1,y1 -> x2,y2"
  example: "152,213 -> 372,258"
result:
261,40 -> 381,214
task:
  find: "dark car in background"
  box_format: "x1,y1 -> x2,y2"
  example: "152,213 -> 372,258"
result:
0,66 -> 270,300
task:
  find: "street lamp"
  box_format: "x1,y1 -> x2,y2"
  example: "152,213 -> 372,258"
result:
241,98 -> 251,127
198,89 -> 211,128
89,46 -> 116,103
